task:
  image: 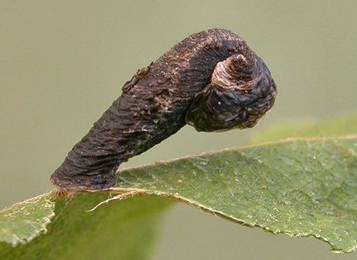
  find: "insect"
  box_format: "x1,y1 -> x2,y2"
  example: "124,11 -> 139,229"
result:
51,29 -> 277,191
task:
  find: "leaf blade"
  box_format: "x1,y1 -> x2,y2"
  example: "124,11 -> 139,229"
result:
0,194 -> 171,260
1,115 -> 357,258
115,137 -> 357,253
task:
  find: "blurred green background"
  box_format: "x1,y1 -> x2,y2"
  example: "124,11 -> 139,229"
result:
1,1 -> 356,259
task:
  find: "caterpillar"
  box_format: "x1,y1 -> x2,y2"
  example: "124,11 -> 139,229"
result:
51,28 -> 277,191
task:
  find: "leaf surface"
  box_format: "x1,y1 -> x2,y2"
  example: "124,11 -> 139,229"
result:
1,115 -> 357,259
115,136 -> 357,253
0,194 -> 171,260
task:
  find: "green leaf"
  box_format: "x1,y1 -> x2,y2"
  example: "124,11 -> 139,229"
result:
0,194 -> 54,247
0,193 -> 171,260
1,115 -> 357,258
114,136 -> 357,253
